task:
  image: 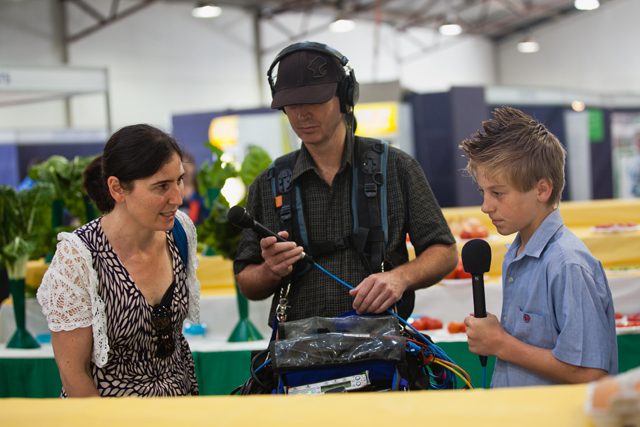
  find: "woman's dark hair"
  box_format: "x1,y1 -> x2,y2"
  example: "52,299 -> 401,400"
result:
84,124 -> 185,212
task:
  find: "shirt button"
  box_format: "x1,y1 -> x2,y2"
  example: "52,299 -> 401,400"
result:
503,316 -> 506,322
508,277 -> 514,283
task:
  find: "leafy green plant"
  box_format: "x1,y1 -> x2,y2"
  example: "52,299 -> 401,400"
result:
0,183 -> 55,280
197,145 -> 272,260
28,154 -> 97,224
197,144 -> 238,210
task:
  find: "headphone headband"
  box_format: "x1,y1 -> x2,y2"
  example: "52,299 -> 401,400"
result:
267,41 -> 359,114
267,42 -> 349,83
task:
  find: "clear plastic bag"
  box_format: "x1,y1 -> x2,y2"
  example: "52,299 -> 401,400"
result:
278,315 -> 401,339
271,315 -> 405,370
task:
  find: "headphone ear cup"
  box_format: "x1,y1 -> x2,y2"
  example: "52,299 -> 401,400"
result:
350,78 -> 359,107
338,75 -> 355,114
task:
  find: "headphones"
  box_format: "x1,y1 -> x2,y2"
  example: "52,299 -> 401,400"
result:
267,41 -> 360,114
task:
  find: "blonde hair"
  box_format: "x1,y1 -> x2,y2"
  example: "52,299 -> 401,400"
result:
460,106 -> 566,208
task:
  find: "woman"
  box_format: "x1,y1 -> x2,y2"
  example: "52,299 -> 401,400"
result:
37,124 -> 200,397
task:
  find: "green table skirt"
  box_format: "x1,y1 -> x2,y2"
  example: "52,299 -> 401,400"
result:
2,336 -> 638,398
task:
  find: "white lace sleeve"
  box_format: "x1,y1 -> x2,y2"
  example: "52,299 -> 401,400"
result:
176,210 -> 201,323
36,233 -> 109,367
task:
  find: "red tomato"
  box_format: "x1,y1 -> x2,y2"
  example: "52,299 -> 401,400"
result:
447,322 -> 467,334
411,319 -> 425,331
470,226 -> 489,239
619,320 -> 640,327
460,229 -> 472,240
455,261 -> 472,279
421,316 -> 443,330
595,223 -> 613,229
627,313 -> 640,321
444,268 -> 457,280
615,312 -> 623,319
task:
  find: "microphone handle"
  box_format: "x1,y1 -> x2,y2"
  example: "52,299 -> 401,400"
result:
471,273 -> 488,367
471,274 -> 487,318
252,221 -> 314,264
252,222 -> 288,243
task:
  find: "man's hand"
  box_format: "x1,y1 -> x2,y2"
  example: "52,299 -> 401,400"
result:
260,230 -> 304,278
464,312 -> 506,357
349,271 -> 407,314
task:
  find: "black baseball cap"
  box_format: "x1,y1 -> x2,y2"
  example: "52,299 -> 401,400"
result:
270,49 -> 346,110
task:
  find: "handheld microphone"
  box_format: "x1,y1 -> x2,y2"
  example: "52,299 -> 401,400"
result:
227,205 -> 314,264
461,238 -> 492,367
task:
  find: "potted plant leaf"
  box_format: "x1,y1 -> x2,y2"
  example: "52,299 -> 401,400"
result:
28,154 -> 98,228
197,144 -> 272,342
0,183 -> 55,348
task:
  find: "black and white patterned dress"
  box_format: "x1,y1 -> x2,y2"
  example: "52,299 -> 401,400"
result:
38,212 -> 200,397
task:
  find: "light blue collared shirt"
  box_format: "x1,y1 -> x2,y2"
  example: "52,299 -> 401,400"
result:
491,209 -> 618,388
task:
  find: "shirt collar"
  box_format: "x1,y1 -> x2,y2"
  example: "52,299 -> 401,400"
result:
506,209 -> 564,259
291,130 -> 354,181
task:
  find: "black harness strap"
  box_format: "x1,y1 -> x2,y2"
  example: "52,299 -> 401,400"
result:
269,137 -> 388,276
354,138 -> 386,274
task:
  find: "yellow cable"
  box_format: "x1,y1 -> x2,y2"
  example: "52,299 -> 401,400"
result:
436,358 -> 473,384
432,359 -> 474,389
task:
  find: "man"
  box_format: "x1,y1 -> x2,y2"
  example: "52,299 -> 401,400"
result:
234,41 -> 457,327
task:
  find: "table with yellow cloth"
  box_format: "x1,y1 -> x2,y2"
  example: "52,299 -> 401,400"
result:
1,199 -> 639,400
439,198 -> 640,276
14,198 -> 640,295
0,384 -> 599,427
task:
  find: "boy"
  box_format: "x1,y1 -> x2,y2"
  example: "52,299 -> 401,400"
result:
460,106 -> 618,387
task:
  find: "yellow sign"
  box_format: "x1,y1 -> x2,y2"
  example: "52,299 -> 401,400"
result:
209,115 -> 239,147
354,102 -> 398,137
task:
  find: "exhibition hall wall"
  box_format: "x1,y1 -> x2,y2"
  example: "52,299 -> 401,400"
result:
2,0 -> 638,133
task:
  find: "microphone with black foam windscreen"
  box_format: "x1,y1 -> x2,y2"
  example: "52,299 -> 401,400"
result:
461,238 -> 492,367
227,205 -> 314,264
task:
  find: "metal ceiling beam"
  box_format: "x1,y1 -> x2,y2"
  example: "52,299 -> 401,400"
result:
65,0 -> 158,43
465,0 -> 574,38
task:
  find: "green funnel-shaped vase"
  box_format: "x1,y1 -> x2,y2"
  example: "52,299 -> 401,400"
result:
7,278 -> 40,349
228,283 -> 263,342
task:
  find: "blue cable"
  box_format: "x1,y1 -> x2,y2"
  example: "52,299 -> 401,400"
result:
255,359 -> 271,373
482,366 -> 486,389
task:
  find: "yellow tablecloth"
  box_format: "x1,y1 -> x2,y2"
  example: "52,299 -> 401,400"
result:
195,255 -> 235,296
441,198 -> 640,229
12,254 -> 237,301
0,384 -> 596,427
13,199 -> 640,295
442,198 -> 640,276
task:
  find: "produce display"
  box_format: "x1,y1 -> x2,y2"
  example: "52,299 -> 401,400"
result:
410,315 -> 443,331
447,217 -> 489,240
606,265 -> 640,274
590,222 -> 638,233
616,313 -> 640,328
443,259 -> 472,280
410,316 -> 469,335
447,322 -> 467,334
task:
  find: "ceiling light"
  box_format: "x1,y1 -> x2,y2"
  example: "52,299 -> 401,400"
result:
439,23 -> 462,36
192,3 -> 222,18
329,18 -> 356,33
517,36 -> 540,53
574,0 -> 600,10
572,100 -> 586,112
